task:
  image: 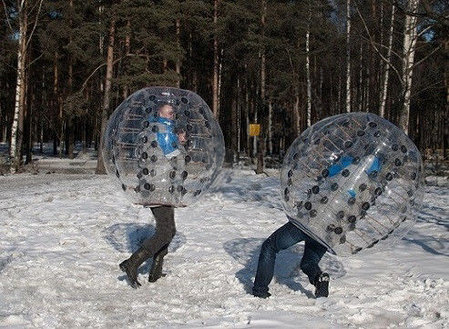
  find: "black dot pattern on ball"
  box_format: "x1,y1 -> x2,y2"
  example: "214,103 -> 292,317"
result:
151,141 -> 158,148
321,196 -> 328,204
331,183 -> 339,191
342,169 -> 350,177
310,210 -> 317,217
312,186 -> 320,194
304,202 -> 312,210
348,215 -> 356,223
151,155 -> 157,162
336,211 -> 344,219
141,152 -> 148,159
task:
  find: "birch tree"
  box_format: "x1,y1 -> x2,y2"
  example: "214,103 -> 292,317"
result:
306,1 -> 312,127
8,0 -> 44,173
379,3 -> 396,118
212,0 -> 221,118
345,0 -> 351,113
256,0 -> 266,174
399,0 -> 420,134
96,17 -> 115,174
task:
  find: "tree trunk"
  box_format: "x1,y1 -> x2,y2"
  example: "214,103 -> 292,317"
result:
268,101 -> 272,155
123,19 -> 131,99
212,0 -> 221,118
379,3 -> 395,118
9,5 -> 28,173
399,0 -> 420,134
345,0 -> 351,113
306,3 -> 312,127
294,94 -> 300,136
256,0 -> 267,174
444,40 -> 449,159
96,18 -> 115,174
176,18 -> 181,88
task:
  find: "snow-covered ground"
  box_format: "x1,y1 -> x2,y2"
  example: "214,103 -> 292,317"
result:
0,157 -> 448,328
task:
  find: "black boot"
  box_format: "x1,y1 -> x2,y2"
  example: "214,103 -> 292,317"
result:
314,272 -> 330,298
148,247 -> 168,282
119,247 -> 152,288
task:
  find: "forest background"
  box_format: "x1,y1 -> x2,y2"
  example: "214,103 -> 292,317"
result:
0,0 -> 448,174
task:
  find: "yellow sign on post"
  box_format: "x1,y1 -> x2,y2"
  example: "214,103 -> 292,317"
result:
249,124 -> 261,136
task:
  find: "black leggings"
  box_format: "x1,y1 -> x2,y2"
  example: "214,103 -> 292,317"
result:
141,206 -> 176,255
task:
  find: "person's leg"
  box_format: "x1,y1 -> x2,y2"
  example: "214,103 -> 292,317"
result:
253,222 -> 308,298
146,206 -> 175,282
120,206 -> 175,288
142,206 -> 176,252
300,238 -> 327,284
300,238 -> 329,297
148,244 -> 169,282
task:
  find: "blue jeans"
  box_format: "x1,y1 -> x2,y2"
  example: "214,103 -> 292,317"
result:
253,221 -> 327,296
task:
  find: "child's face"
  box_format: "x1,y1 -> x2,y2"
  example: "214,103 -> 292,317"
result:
158,105 -> 175,120
178,131 -> 187,145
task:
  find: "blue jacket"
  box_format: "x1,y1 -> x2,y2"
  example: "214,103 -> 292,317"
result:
328,155 -> 382,198
151,117 -> 178,155
328,155 -> 381,177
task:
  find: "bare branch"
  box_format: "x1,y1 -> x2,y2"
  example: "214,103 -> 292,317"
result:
2,0 -> 14,32
25,0 -> 44,50
354,3 -> 404,85
79,53 -> 149,93
413,44 -> 442,68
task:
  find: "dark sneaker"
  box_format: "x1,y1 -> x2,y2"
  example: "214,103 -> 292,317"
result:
252,289 -> 271,299
314,272 -> 329,298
